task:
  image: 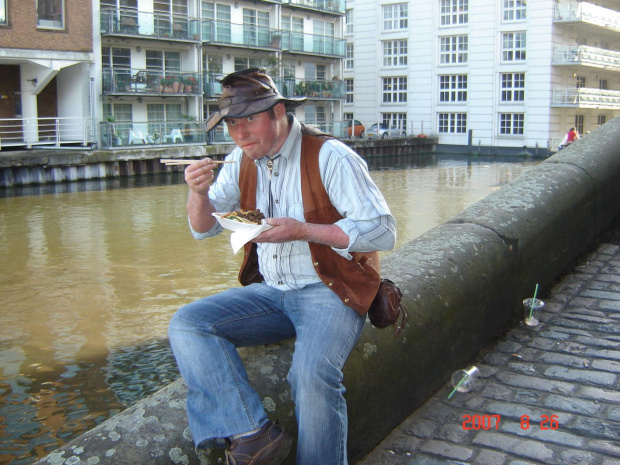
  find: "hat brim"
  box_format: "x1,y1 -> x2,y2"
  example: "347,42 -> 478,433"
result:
205,96 -> 306,133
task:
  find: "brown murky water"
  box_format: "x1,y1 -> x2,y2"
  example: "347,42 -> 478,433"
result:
0,154 -> 538,464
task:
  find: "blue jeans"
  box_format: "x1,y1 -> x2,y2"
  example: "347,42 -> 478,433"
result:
168,282 -> 365,465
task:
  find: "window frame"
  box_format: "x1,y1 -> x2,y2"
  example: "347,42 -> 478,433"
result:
438,112 -> 467,133
500,73 -> 525,102
345,43 -> 354,70
382,39 -> 408,68
499,112 -> 524,135
440,0 -> 468,27
345,79 -> 354,103
0,0 -> 7,25
382,77 -> 408,104
502,31 -> 526,62
502,0 -> 526,22
439,74 -> 468,103
440,35 -> 468,64
37,0 -> 65,30
382,3 -> 408,32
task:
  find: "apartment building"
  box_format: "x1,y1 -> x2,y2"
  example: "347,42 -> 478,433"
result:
0,0 -> 346,149
344,0 -> 620,150
0,0 -> 94,148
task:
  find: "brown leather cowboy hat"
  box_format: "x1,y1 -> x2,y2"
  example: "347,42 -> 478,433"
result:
205,68 -> 306,132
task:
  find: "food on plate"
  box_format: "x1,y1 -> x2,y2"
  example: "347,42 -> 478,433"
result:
221,209 -> 265,224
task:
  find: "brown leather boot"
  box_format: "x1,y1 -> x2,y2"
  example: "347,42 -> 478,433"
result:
225,421 -> 292,465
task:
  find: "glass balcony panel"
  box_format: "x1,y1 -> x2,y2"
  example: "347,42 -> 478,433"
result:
102,69 -> 202,95
282,32 -> 345,57
553,45 -> 620,72
554,2 -> 620,33
202,21 -> 282,48
100,120 -> 206,148
283,0 -> 345,15
100,8 -> 201,41
551,87 -> 620,108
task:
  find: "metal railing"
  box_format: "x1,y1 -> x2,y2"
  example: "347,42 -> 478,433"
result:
283,0 -> 345,15
100,120 -> 207,149
551,87 -> 620,108
102,69 -> 202,96
554,2 -> 620,33
282,31 -> 345,57
201,21 -> 283,49
100,8 -> 201,41
0,117 -> 93,150
275,78 -> 345,99
553,45 -> 620,72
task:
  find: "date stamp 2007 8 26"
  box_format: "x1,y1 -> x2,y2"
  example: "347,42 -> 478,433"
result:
462,414 -> 559,431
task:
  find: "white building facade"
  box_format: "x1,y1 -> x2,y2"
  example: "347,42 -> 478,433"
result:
344,0 -> 620,151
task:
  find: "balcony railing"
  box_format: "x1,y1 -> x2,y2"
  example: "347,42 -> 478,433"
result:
0,117 -> 93,149
201,21 -> 283,49
282,32 -> 345,57
275,78 -> 345,99
102,69 -> 202,96
551,87 -> 620,108
282,0 -> 345,15
100,120 -> 206,149
553,45 -> 620,72
204,72 -> 224,97
554,2 -> 620,33
101,8 -> 201,41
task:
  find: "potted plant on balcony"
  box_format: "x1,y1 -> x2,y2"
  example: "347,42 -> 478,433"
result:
294,81 -> 306,97
184,76 -> 197,93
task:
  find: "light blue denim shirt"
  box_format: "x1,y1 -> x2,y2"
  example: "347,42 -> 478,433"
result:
191,116 -> 396,291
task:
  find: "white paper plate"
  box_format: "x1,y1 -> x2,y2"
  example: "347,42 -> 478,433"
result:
213,213 -> 273,254
212,212 -> 267,232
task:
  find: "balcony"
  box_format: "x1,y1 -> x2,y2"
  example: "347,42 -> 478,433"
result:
553,45 -> 620,72
102,69 -> 202,96
275,78 -> 345,99
282,0 -> 345,15
551,87 -> 620,108
201,21 -> 283,49
0,117 -> 93,149
203,72 -> 224,98
100,120 -> 206,149
282,32 -> 345,58
554,2 -> 620,34
101,8 -> 201,42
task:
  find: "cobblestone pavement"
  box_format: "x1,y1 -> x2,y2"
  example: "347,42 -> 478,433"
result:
356,222 -> 620,465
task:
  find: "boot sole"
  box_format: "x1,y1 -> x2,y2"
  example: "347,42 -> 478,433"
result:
254,432 -> 293,465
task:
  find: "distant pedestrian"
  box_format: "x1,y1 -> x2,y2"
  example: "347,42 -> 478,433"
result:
558,127 -> 580,151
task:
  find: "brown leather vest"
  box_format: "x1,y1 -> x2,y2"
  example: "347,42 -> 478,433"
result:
237,130 -> 381,315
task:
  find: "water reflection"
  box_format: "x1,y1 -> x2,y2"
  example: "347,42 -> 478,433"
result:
0,154 -> 538,464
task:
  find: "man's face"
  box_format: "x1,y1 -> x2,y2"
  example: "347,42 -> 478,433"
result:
224,106 -> 286,160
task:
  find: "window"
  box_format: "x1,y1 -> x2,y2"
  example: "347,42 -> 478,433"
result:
575,115 -> 584,135
203,2 -> 231,43
503,0 -> 526,21
440,35 -> 468,64
439,75 -> 467,102
282,15 -> 304,51
234,57 -> 263,71
382,40 -> 408,67
313,20 -> 336,55
383,113 -> 407,131
440,0 -> 468,26
102,47 -> 131,68
146,51 -> 181,71
500,113 -> 524,135
345,8 -> 353,34
383,3 -> 408,32
37,0 -> 64,29
382,77 -> 407,103
243,8 -> 270,47
599,80 -> 607,90
597,115 -> 606,126
576,76 -> 585,89
500,73 -> 525,101
438,113 -> 466,133
0,1 -> 7,25
502,32 -> 526,61
345,44 -> 354,70
345,79 -> 353,103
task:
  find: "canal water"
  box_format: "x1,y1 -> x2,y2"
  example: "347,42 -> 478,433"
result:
0,154 -> 539,464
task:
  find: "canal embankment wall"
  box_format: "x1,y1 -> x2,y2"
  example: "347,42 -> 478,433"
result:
33,119 -> 620,465
0,137 -> 435,187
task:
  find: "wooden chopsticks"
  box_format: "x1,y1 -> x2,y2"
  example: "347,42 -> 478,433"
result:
160,159 -> 236,165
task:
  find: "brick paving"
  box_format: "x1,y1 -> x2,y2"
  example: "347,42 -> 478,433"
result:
356,221 -> 620,465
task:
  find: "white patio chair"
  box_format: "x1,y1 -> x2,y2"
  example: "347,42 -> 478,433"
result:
128,130 -> 148,145
164,128 -> 184,143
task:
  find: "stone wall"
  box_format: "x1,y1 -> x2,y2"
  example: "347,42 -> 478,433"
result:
33,117 -> 620,465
